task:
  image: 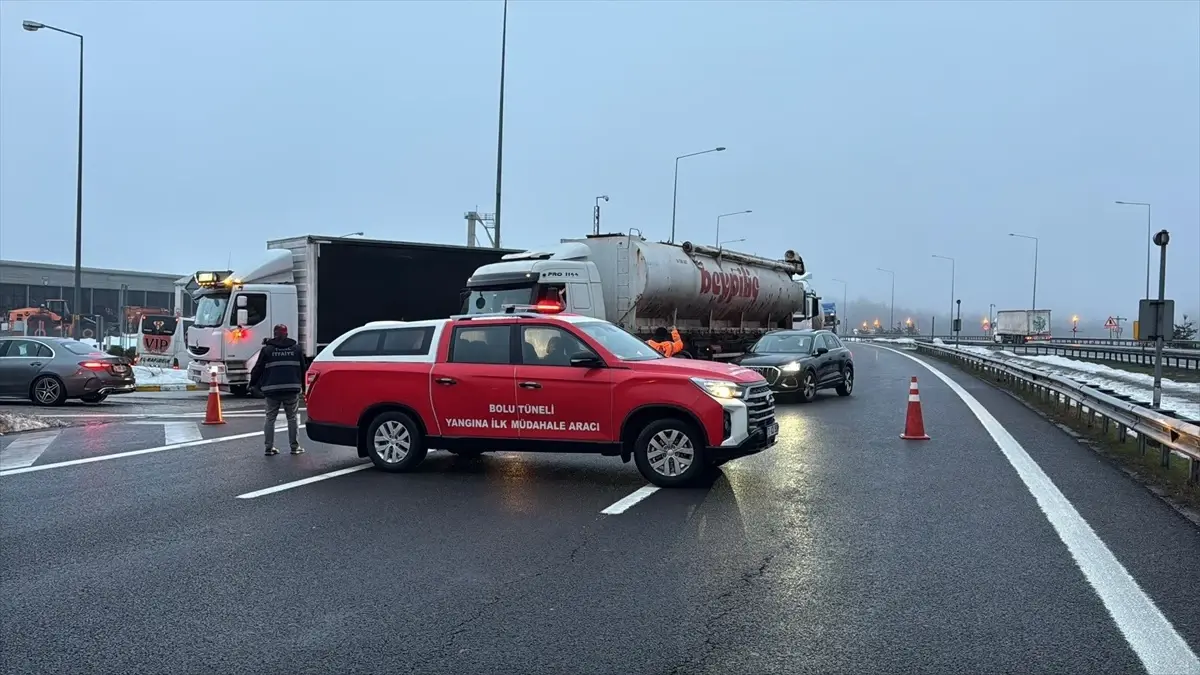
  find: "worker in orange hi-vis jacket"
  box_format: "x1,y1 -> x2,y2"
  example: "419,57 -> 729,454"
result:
648,326 -> 684,357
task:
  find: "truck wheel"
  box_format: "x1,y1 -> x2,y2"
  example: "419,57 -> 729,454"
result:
230,385 -> 251,397
365,411 -> 427,473
798,370 -> 817,403
835,367 -> 854,397
633,418 -> 707,488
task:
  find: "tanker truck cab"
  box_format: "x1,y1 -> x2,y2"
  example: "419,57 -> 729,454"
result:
462,242 -> 607,320
185,254 -> 299,395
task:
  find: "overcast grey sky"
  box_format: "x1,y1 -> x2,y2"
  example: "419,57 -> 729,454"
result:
1,0 -> 1197,329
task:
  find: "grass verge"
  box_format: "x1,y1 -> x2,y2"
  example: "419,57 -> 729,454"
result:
925,350 -> 1200,518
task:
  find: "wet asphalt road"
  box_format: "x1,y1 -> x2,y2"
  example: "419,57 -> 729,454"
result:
2,346 -> 1199,674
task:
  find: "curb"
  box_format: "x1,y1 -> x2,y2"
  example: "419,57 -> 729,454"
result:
135,384 -> 202,392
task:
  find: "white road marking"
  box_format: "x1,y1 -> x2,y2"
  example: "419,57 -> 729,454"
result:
868,343 -> 1200,675
0,425 -> 304,477
601,485 -> 660,514
129,421 -> 205,445
0,430 -> 61,470
164,421 -> 204,445
235,463 -> 372,499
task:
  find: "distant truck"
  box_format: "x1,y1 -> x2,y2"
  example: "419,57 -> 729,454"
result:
461,233 -> 822,359
994,309 -> 1052,344
186,235 -> 518,395
136,314 -> 194,369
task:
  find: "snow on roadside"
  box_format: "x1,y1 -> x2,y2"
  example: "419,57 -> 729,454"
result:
946,345 -> 1199,421
133,365 -> 192,386
0,412 -> 62,435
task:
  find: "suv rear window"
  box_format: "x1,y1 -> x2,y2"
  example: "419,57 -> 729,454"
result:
332,327 -> 435,357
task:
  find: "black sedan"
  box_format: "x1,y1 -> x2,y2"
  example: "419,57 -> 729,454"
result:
736,330 -> 853,402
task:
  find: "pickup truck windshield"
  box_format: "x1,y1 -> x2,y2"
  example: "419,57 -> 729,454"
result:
576,322 -> 663,361
193,294 -> 229,328
463,287 -> 534,314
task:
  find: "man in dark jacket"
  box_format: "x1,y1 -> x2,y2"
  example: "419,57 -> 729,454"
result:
249,324 -> 305,456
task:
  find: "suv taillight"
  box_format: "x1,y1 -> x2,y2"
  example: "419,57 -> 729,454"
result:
305,370 -> 320,398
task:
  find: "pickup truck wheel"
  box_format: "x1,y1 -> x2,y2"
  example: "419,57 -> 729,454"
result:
835,367 -> 854,396
365,412 -> 427,472
633,419 -> 707,488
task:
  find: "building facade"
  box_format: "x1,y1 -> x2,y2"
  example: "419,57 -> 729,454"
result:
0,259 -> 193,335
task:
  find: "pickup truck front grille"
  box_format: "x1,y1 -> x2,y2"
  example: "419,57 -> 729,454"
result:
744,383 -> 775,430
744,366 -> 779,385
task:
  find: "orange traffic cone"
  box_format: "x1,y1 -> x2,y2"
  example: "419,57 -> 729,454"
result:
202,375 -> 225,425
900,376 -> 930,440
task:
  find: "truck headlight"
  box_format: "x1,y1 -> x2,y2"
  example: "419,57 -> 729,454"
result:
691,377 -> 744,399
781,361 -> 801,373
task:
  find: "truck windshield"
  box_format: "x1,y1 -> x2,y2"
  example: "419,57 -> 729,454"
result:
751,334 -> 813,353
193,294 -> 229,328
576,322 -> 662,361
463,286 -> 534,314
140,315 -> 178,336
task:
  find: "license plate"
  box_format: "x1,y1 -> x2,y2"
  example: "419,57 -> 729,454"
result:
766,422 -> 779,438
113,365 -> 128,373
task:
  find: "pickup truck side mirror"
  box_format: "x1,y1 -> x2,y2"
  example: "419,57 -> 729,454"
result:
815,346 -> 829,356
569,351 -> 604,368
236,309 -> 249,326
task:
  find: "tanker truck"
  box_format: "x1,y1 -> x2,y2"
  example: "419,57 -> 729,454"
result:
461,232 -> 822,359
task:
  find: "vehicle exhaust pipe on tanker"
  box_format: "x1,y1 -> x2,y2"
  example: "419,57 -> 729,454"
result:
461,232 -> 824,359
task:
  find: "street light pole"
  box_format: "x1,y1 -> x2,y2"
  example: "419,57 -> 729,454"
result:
932,254 -> 955,336
1008,233 -> 1039,310
593,195 -> 609,235
24,19 -> 84,338
493,0 -> 508,249
1115,201 -> 1151,299
831,278 -> 847,335
877,268 -> 895,331
669,146 -> 726,244
715,210 -> 751,248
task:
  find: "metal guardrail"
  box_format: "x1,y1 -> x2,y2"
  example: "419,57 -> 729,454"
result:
901,336 -> 1200,371
855,337 -> 1200,484
920,335 -> 1200,351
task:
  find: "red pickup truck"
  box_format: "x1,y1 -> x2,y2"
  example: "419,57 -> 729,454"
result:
303,309 -> 778,487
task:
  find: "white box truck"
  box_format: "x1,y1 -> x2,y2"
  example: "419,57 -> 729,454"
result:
185,235 -> 517,395
994,309 -> 1052,344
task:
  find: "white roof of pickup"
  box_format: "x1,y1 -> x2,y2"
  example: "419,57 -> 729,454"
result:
362,319 -> 448,329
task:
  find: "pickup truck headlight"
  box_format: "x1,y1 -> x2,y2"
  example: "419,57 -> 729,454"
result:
691,377 -> 744,399
781,361 -> 802,373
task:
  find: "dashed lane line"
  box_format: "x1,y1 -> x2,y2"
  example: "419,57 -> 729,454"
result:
235,463 -> 373,499
0,425 -> 304,477
866,343 -> 1200,675
601,485 -> 660,514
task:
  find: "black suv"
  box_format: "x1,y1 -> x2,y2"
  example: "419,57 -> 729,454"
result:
735,330 -> 853,402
